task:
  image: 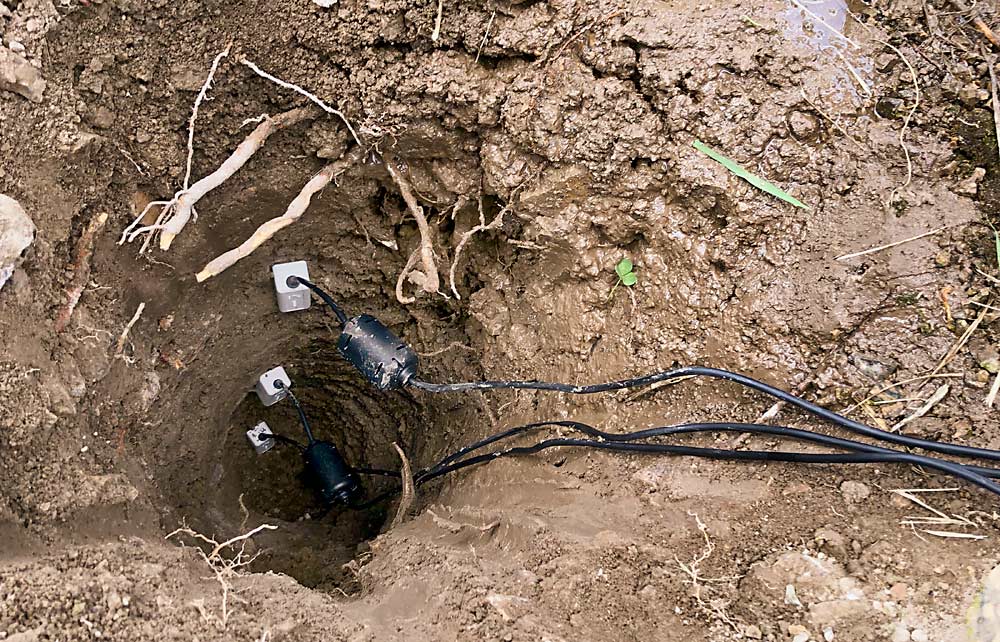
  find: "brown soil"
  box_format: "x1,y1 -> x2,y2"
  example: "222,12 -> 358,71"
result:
2,0 -> 1000,640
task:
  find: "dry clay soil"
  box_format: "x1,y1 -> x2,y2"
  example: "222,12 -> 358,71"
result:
2,0 -> 1000,640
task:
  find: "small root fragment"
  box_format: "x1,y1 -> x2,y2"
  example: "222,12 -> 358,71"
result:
54,212 -> 109,333
386,158 -> 440,297
389,442 -> 415,529
114,301 -> 146,362
195,148 -> 361,282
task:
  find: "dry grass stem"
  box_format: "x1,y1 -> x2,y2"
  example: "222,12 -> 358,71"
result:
835,224 -> 955,261
891,383 -> 949,432
876,39 -> 920,207
892,488 -> 985,539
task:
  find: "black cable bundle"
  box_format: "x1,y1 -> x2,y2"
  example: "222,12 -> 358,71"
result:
295,279 -> 1000,504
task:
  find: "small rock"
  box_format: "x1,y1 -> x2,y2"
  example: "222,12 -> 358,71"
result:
788,110 -> 820,140
88,105 -> 115,129
789,625 -> 810,642
744,624 -> 762,639
815,527 -> 849,561
0,45 -> 46,102
891,624 -> 911,642
849,353 -> 899,381
824,627 -> 835,641
840,480 -> 871,504
933,250 -> 951,268
955,167 -> 986,196
910,629 -> 927,642
889,583 -> 908,602
9,40 -> 25,54
0,194 -> 35,291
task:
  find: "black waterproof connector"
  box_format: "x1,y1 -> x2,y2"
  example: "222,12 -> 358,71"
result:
271,379 -> 363,507
337,314 -> 419,391
303,440 -> 363,506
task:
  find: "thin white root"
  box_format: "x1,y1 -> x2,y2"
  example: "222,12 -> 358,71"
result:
242,59 -> 362,147
114,301 -> 146,361
432,0 -> 444,41
386,158 -> 440,297
166,522 -> 277,628
450,197 -> 504,299
878,39 -> 920,207
157,107 -> 315,250
389,442 -> 415,529
186,45 -> 232,189
195,149 -> 361,282
395,249 -> 421,305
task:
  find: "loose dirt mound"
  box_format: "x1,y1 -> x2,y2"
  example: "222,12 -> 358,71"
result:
2,0 -> 999,640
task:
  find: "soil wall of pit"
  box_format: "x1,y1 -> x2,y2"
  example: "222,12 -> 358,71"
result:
2,0 -> 999,640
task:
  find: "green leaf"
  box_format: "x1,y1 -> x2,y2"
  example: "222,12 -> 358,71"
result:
693,140 -> 809,210
621,272 -> 637,287
615,258 -> 633,278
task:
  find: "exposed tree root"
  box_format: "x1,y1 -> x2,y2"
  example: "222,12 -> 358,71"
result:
385,158 -> 441,298
120,107 -> 315,251
54,211 -> 109,333
389,442 -> 415,529
195,148 -> 362,282
450,196 -> 504,300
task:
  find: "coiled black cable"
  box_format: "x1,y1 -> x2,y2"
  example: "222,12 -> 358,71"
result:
411,367 -> 1000,463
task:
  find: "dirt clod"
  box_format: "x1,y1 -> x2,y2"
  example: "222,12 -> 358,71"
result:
0,44 -> 44,101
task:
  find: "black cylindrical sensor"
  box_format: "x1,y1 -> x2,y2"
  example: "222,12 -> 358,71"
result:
302,440 -> 362,506
337,314 -> 419,390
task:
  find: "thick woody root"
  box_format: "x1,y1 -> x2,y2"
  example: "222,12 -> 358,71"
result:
195,148 -> 362,282
54,212 -> 109,333
119,107 -> 315,251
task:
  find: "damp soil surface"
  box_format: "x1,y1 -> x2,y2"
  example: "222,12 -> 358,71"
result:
2,0 -> 1000,640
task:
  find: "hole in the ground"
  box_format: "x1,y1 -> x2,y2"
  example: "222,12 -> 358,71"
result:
210,337 -> 439,591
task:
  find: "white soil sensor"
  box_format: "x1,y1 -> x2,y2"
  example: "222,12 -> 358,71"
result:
246,421 -> 276,454
272,261 -> 311,313
255,366 -> 291,406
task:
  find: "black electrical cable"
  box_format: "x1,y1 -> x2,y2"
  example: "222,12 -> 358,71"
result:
410,366 -> 1000,463
347,419 -> 1000,510
273,381 -> 316,445
294,277 -> 349,327
421,420 -> 1000,481
421,438 -> 1000,496
259,432 -> 306,451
